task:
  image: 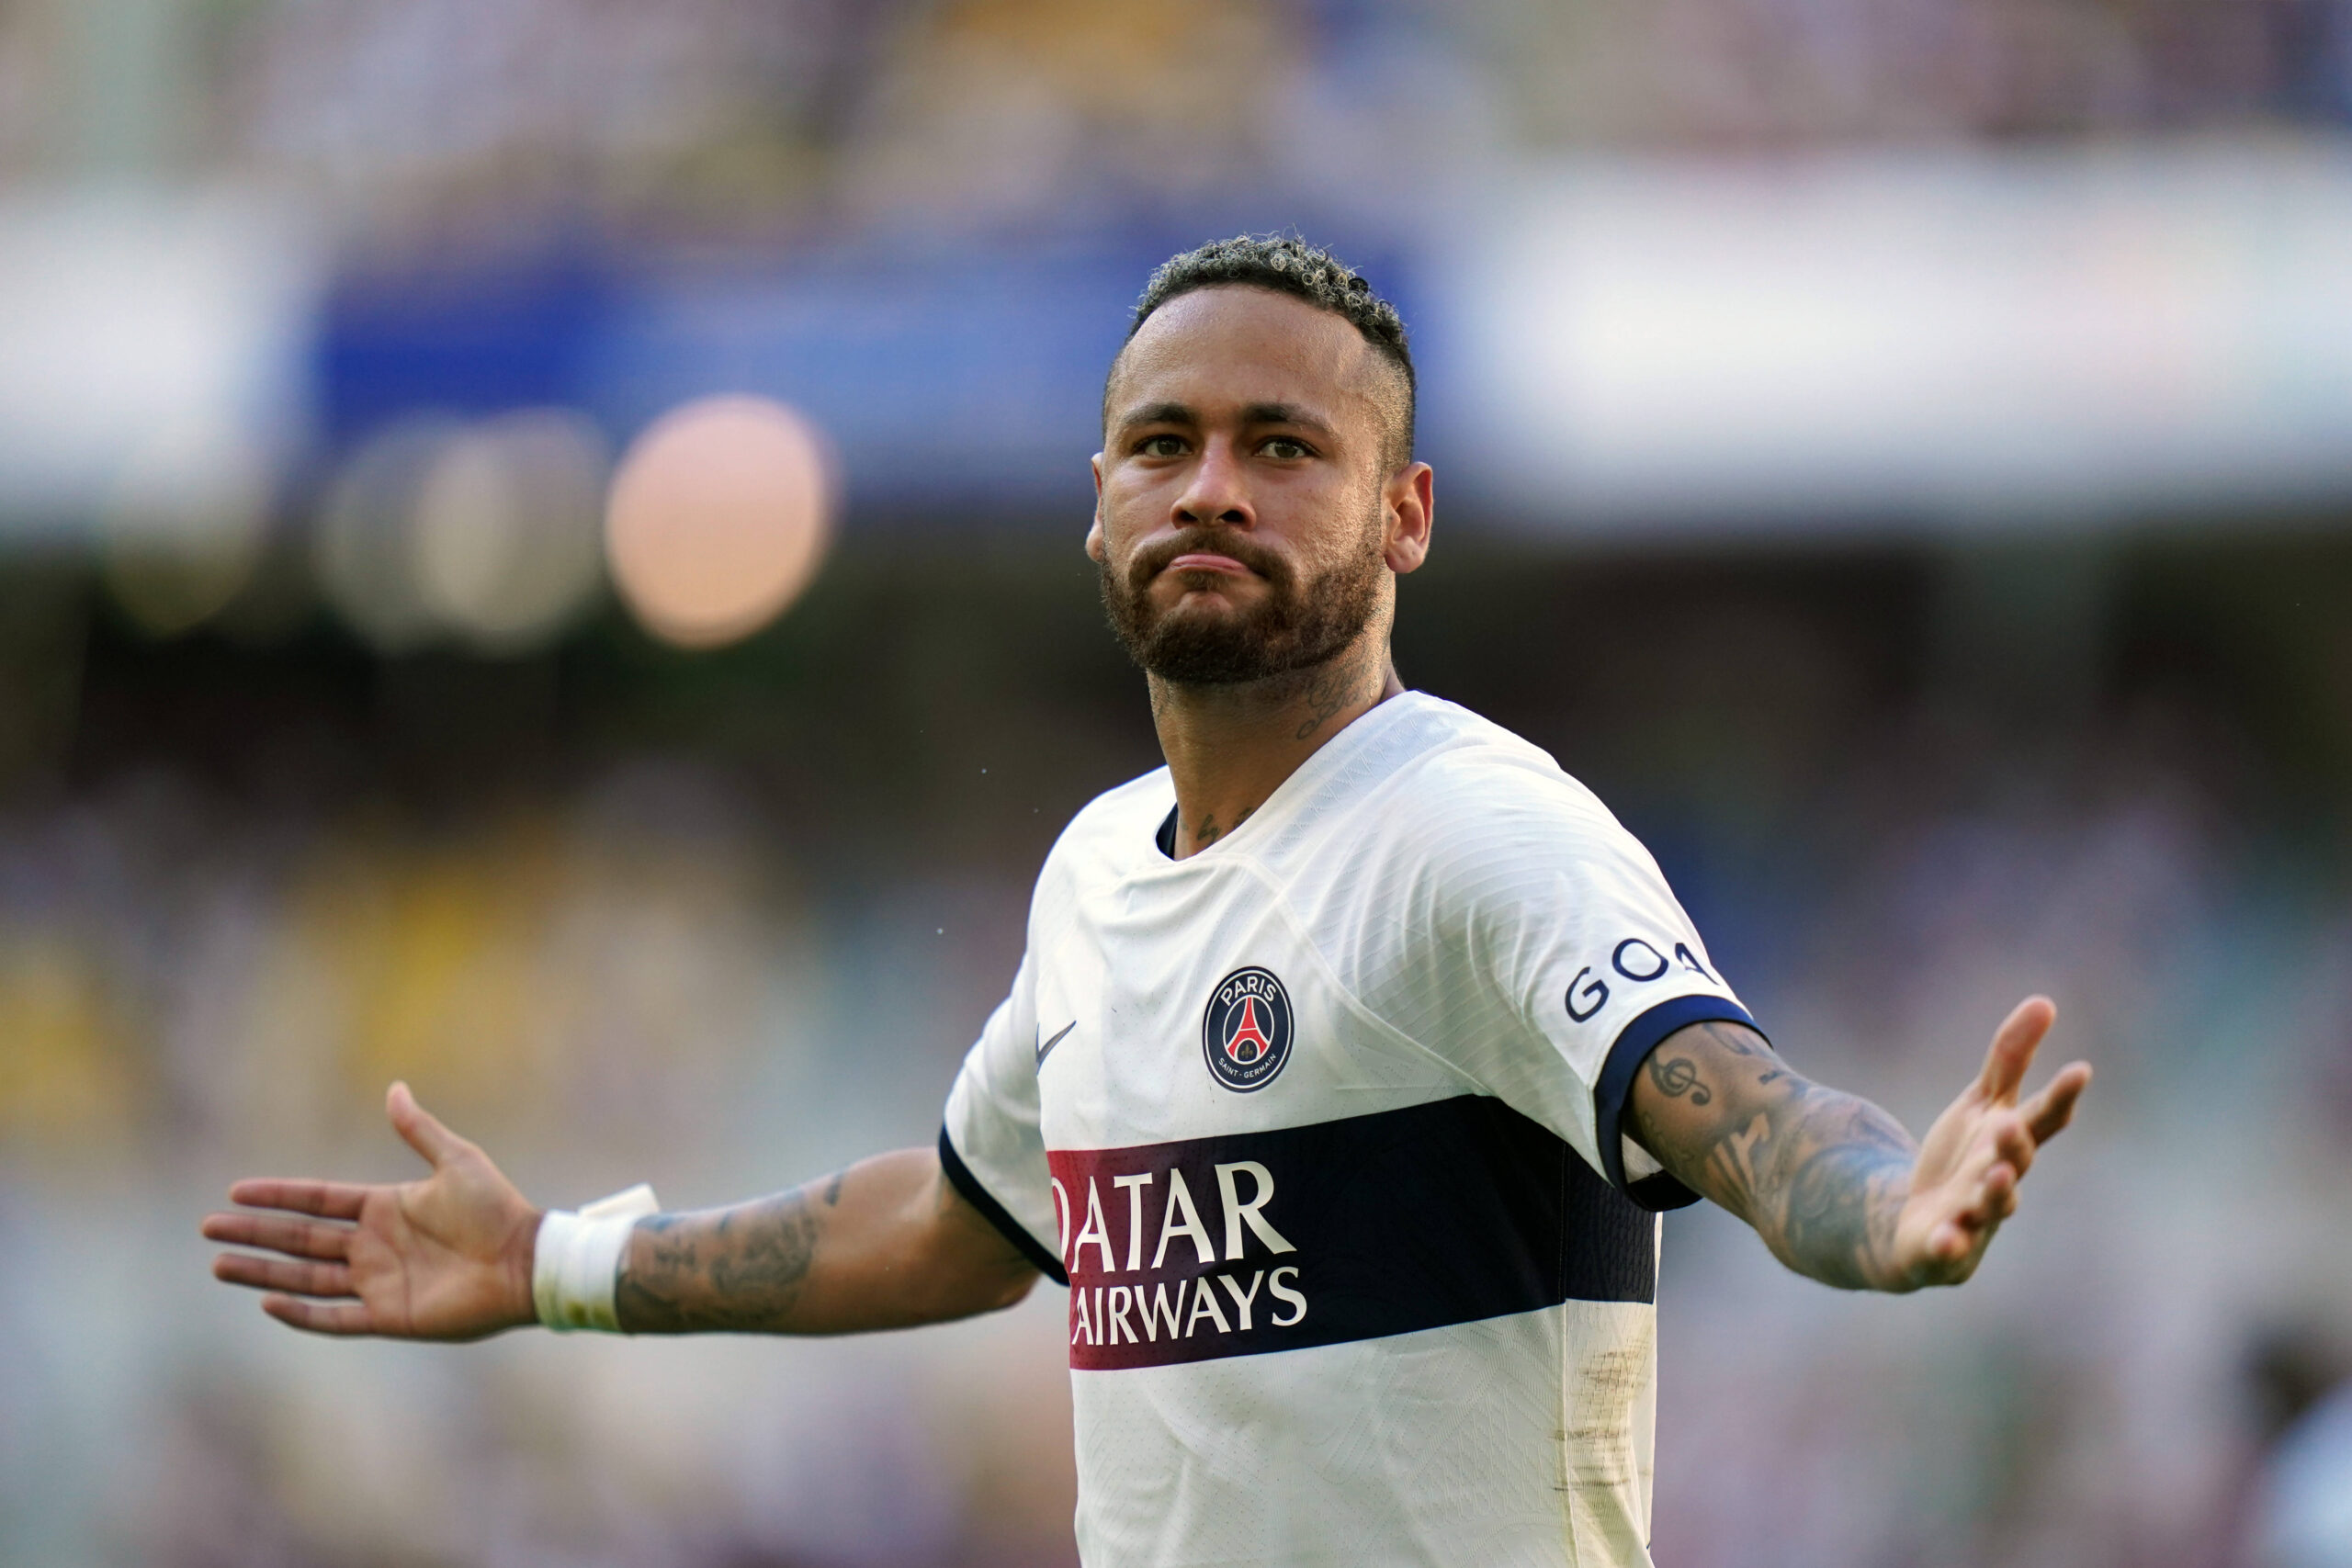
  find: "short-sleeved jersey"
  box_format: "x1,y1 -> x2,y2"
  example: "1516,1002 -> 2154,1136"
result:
940,693 -> 1758,1568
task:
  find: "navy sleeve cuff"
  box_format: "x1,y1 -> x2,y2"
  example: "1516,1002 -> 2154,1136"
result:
1593,995 -> 1764,1213
937,1126 -> 1068,1286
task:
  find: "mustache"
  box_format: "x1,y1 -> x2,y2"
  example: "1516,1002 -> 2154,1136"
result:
1125,531 -> 1293,592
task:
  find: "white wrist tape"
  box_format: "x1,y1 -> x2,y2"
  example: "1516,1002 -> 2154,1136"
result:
533,1182 -> 660,1333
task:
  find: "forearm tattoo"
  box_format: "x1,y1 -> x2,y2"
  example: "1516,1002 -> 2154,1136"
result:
614,1174 -> 842,1334
1634,1021 -> 1917,1291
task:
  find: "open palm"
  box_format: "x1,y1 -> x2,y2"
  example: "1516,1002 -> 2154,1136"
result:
202,1083 -> 541,1339
1889,997 -> 2091,1290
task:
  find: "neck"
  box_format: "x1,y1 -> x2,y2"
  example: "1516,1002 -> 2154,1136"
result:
1148,629 -> 1403,859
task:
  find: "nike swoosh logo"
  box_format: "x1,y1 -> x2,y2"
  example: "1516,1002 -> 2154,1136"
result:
1035,1020 -> 1076,1067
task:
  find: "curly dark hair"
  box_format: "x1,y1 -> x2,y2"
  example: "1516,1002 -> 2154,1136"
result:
1115,234 -> 1416,468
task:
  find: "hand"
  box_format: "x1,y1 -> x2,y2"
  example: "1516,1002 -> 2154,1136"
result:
1889,997 -> 2091,1289
201,1083 -> 542,1339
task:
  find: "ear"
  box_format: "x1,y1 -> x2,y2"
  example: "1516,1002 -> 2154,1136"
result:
1086,452 -> 1108,562
1382,462 -> 1434,575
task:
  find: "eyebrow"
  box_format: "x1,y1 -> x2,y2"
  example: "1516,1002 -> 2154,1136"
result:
1239,402 -> 1338,437
1116,400 -> 1197,431
1111,400 -> 1340,438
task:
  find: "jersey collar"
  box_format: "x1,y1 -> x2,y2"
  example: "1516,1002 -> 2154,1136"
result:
1144,689 -> 1435,866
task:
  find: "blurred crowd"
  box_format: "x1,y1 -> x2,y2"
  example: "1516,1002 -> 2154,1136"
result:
0,748 -> 1081,1568
5,0 -> 2351,243
0,541 -> 2348,1566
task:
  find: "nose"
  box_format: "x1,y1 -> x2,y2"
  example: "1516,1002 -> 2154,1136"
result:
1172,436 -> 1253,531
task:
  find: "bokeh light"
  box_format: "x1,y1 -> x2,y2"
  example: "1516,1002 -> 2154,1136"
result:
315,409 -> 610,656
604,396 -> 833,650
99,419 -> 274,637
411,409 -> 608,654
313,415 -> 458,655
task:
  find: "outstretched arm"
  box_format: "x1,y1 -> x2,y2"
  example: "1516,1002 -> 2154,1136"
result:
612,1150 -> 1036,1334
203,1084 -> 1037,1337
1624,997 -> 2090,1292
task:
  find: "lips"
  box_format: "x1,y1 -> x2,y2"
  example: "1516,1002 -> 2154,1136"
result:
1127,534 -> 1288,598
1164,552 -> 1256,577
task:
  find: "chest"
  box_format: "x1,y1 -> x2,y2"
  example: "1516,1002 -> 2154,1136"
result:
1030,860 -> 1464,1155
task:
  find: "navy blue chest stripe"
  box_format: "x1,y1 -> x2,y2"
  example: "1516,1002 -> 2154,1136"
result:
1052,1094 -> 1657,1370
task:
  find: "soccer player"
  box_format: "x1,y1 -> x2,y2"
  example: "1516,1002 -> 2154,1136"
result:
204,235 -> 2092,1568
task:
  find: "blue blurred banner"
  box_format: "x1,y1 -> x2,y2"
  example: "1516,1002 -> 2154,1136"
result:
321,231 -> 1419,519
10,142 -> 2352,538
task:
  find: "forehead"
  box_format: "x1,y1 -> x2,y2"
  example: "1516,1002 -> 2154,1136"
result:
1108,286 -> 1383,426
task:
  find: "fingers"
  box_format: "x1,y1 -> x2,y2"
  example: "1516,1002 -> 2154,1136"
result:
1989,1113 -> 2035,1180
2022,1062 -> 2093,1144
1977,1160 -> 2018,1222
262,1294 -> 377,1336
1952,1158 -> 2017,1228
387,1081 -> 466,1171
213,1251 -> 355,1299
1965,1120 -> 2030,1213
200,1212 -> 350,1262
1911,1029 -> 2086,1289
1918,1160 -> 2016,1278
1917,1128 -> 2024,1262
1975,995 -> 2057,1103
225,1179 -> 368,1220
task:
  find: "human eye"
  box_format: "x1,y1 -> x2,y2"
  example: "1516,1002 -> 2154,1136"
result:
1136,434 -> 1188,458
1260,435 -> 1316,460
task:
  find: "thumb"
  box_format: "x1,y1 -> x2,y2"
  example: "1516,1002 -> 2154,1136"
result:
386,1081 -> 467,1170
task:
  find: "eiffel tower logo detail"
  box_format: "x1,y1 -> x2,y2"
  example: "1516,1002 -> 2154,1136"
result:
1224,996 -> 1273,1065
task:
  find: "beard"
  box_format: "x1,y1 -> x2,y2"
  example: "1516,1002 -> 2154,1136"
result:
1098,509 -> 1386,686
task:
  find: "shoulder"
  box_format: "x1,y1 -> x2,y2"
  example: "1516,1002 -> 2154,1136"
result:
1363,697 -> 1645,880
1031,765 -> 1171,902
1056,765 -> 1172,850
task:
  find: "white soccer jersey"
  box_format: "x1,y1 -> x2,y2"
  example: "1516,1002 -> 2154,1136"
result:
940,693 -> 1758,1568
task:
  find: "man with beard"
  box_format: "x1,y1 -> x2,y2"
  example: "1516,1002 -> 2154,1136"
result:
204,235 -> 2092,1568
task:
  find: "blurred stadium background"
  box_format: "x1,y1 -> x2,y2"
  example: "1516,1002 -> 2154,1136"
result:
5,1 -> 2352,1564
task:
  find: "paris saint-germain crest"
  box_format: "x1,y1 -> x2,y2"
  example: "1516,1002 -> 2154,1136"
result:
1201,966 -> 1294,1092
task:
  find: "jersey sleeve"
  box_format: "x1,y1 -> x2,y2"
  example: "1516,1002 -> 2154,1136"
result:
1401,758 -> 1762,1212
939,952 -> 1068,1283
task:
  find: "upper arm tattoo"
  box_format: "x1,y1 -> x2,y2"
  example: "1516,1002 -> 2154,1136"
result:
1631,1021 -> 1917,1291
